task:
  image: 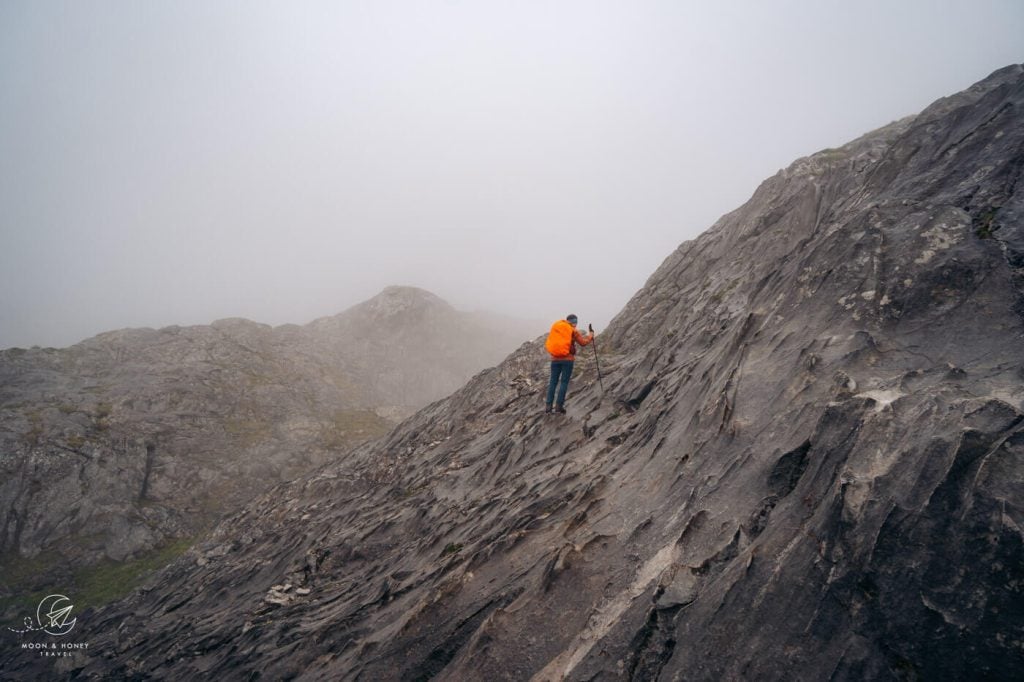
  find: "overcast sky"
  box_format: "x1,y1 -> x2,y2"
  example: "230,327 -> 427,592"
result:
1,1 -> 1021,349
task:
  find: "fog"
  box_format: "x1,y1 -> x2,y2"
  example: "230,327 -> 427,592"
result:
1,1 -> 1021,349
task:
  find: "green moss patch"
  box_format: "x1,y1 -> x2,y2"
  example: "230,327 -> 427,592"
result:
0,551 -> 65,620
974,206 -> 1000,239
0,538 -> 195,621
73,537 -> 194,610
441,542 -> 464,557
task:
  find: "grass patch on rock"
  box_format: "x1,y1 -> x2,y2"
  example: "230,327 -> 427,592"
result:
72,537 -> 194,610
0,538 -> 195,621
0,550 -> 65,622
224,417 -> 274,446
319,409 -> 393,449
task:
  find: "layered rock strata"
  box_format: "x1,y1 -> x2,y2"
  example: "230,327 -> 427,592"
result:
4,65 -> 1023,680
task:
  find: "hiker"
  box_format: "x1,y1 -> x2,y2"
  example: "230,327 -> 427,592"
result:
544,314 -> 594,414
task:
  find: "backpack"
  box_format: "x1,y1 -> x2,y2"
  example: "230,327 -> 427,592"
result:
545,320 -> 574,357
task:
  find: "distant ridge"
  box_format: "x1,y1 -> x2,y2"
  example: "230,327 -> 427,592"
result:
0,287 -> 536,619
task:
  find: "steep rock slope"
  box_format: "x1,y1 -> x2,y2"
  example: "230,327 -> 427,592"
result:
0,287 -> 533,613
5,65 -> 1024,680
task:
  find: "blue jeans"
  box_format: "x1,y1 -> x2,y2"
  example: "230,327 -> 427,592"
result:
546,360 -> 574,407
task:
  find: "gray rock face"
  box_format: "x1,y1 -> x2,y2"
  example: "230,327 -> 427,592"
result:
0,286 -> 534,604
4,65 -> 1024,680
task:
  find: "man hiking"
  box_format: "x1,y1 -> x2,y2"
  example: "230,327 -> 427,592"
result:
544,314 -> 594,414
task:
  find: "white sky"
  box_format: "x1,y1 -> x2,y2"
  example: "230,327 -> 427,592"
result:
1,1 -> 1022,349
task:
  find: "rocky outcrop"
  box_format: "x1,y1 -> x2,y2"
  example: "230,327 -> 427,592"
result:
0,287 -> 535,613
4,66 -> 1023,680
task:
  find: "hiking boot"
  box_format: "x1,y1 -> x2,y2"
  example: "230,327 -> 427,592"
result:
544,405 -> 553,414
554,405 -> 567,415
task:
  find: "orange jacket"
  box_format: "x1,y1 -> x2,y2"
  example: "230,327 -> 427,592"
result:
546,320 -> 593,361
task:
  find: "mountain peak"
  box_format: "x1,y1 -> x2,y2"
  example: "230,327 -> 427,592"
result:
374,285 -> 451,309
340,286 -> 455,322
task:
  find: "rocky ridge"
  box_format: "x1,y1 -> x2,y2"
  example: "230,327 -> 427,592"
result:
4,65 -> 1024,680
0,286 -> 534,615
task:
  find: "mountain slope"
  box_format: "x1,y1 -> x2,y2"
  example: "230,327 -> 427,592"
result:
0,287 -> 534,617
5,65 -> 1024,680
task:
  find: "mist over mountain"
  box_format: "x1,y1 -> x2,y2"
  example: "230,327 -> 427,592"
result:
305,286 -> 543,415
0,286 -> 536,620
4,64 -> 1024,680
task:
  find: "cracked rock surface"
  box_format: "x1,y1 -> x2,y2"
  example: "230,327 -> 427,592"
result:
4,66 -> 1024,680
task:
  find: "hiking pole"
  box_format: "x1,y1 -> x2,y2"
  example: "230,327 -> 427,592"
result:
589,324 -> 605,392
